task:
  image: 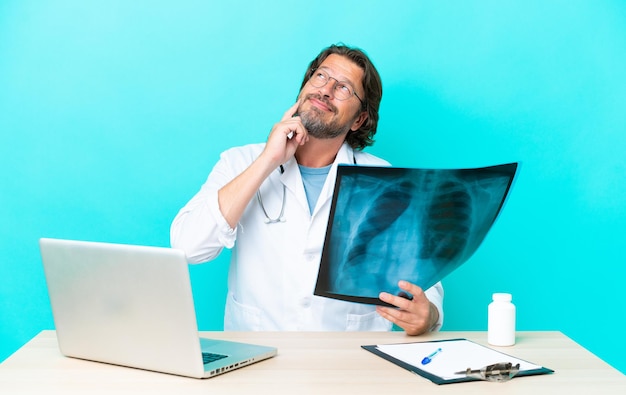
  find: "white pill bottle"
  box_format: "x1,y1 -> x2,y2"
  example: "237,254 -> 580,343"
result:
487,293 -> 516,346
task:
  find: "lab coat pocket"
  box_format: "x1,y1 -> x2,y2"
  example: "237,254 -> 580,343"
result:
346,310 -> 390,331
224,292 -> 263,331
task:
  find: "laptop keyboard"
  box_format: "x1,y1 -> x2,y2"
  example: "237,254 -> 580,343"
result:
202,352 -> 228,364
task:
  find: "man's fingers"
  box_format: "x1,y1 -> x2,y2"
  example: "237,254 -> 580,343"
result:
379,291 -> 411,310
398,280 -> 425,299
281,100 -> 301,121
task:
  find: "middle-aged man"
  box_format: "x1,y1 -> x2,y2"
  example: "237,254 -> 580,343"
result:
171,44 -> 444,335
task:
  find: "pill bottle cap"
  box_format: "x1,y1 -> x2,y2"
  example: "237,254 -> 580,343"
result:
492,293 -> 512,302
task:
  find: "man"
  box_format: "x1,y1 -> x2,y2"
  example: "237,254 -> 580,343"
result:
170,44 -> 443,335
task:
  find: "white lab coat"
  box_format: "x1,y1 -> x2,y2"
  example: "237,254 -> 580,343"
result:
171,142 -> 444,332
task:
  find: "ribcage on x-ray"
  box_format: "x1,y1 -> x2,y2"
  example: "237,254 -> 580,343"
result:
344,180 -> 414,267
316,163 -> 517,303
420,179 -> 472,261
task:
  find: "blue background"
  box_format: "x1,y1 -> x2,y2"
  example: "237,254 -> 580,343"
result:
1,0 -> 624,374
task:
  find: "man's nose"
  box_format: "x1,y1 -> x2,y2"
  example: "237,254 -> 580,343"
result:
318,78 -> 337,99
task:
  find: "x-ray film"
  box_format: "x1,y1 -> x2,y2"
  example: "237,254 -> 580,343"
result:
314,163 -> 519,306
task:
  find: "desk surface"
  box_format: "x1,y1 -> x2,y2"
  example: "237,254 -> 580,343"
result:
1,330 -> 624,394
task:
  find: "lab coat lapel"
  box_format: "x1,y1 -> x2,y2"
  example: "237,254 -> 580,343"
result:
280,158 -> 308,212
279,143 -> 356,216
315,143 -> 355,214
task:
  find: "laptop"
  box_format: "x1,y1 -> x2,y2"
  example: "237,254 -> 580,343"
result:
39,238 -> 277,379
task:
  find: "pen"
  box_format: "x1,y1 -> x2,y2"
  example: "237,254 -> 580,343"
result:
421,347 -> 442,365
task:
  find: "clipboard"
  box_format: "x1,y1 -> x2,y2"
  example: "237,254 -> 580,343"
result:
362,338 -> 554,385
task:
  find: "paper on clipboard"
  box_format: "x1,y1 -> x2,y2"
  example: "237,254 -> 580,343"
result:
362,338 -> 553,385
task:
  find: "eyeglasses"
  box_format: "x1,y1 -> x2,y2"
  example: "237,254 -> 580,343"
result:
308,69 -> 365,105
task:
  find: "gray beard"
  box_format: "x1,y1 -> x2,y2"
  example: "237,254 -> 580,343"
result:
299,107 -> 353,140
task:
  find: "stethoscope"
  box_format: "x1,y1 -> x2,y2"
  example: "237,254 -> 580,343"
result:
256,165 -> 287,224
257,154 -> 356,224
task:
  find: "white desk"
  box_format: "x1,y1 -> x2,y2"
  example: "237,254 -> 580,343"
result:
1,331 -> 624,394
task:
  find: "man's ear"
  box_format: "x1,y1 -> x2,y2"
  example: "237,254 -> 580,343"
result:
350,111 -> 368,131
